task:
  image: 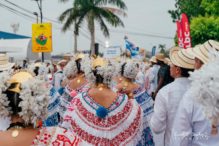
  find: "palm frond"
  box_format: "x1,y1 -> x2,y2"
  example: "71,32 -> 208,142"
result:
101,7 -> 127,17
107,0 -> 127,9
95,0 -> 127,10
93,7 -> 124,27
59,8 -> 73,22
95,15 -> 110,37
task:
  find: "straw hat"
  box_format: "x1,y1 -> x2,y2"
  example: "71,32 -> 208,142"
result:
8,71 -> 34,93
169,47 -> 195,69
164,57 -> 171,65
205,40 -> 219,51
0,53 -> 15,71
9,71 -> 33,83
189,40 -> 219,64
92,57 -> 106,68
57,59 -> 67,66
187,45 -> 209,64
75,53 -> 85,60
149,56 -> 157,63
34,62 -> 42,67
155,53 -> 166,62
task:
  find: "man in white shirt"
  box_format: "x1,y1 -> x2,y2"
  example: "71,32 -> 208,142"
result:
146,56 -> 160,97
150,47 -> 194,146
170,40 -> 219,146
53,60 -> 67,93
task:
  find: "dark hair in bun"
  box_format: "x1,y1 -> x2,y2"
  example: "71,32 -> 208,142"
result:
4,83 -> 22,115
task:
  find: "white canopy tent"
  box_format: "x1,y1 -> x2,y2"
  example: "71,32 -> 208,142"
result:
0,38 -> 39,62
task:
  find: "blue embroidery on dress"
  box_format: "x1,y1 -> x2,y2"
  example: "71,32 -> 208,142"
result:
136,127 -> 154,146
48,98 -> 60,111
50,87 -> 56,97
134,90 -> 154,116
43,112 -> 60,127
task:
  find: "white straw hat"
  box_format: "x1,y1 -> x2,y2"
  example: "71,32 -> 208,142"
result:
188,40 -> 219,64
169,47 -> 195,69
149,56 -> 157,63
155,53 -> 166,62
0,54 -> 15,71
205,40 -> 219,51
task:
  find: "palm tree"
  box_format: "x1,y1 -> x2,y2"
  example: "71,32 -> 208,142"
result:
59,0 -> 127,55
59,0 -> 79,53
158,44 -> 169,56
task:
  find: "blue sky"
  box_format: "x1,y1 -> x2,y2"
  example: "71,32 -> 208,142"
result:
0,0 -> 176,55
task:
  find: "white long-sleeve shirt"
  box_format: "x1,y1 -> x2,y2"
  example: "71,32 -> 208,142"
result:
150,77 -> 190,146
147,64 -> 160,95
170,90 -> 219,146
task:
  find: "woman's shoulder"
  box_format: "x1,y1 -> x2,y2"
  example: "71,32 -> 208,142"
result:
32,127 -> 82,146
0,128 -> 38,146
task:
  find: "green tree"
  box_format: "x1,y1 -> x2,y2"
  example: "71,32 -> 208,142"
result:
169,0 -> 219,46
158,44 -> 169,57
190,16 -> 219,45
168,0 -> 205,22
201,0 -> 219,16
58,0 -> 80,53
59,0 -> 127,54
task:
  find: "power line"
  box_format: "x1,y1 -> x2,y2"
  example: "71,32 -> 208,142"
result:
2,0 -> 105,45
108,29 -> 174,40
4,0 -> 61,24
0,2 -> 36,21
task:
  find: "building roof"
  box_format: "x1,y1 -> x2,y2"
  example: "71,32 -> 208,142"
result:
0,31 -> 30,39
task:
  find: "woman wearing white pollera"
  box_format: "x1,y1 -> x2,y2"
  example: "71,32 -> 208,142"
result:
44,54 -> 89,126
62,57 -> 148,145
0,71 -> 80,146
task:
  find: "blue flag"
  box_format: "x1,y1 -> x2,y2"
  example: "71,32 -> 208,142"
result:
125,39 -> 139,58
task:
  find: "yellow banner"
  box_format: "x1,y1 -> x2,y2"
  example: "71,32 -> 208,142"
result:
32,23 -> 52,53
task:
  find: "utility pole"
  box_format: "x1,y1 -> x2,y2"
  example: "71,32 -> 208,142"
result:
34,0 -> 44,62
33,12 -> 38,23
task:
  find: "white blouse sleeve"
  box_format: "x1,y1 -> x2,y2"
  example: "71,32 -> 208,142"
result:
150,90 -> 167,134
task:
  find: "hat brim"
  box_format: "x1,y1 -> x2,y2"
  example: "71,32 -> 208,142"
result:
156,58 -> 165,62
206,40 -> 219,51
0,62 -> 15,71
10,71 -> 33,83
149,57 -> 157,63
191,45 -> 209,64
170,47 -> 195,69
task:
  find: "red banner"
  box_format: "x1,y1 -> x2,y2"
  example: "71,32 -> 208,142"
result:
176,21 -> 184,48
181,13 -> 192,48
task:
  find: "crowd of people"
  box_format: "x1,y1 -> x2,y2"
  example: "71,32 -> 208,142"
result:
0,39 -> 219,146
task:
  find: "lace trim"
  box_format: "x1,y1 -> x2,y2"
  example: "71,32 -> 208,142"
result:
82,91 -> 125,112
65,98 -> 133,130
65,106 -> 142,145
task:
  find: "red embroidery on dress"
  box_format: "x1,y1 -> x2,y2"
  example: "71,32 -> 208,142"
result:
53,134 -> 81,146
67,98 -> 132,129
65,106 -> 142,145
52,141 -> 60,146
